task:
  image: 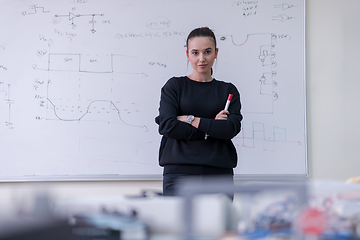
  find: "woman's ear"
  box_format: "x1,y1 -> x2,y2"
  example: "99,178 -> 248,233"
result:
186,50 -> 189,60
215,48 -> 219,58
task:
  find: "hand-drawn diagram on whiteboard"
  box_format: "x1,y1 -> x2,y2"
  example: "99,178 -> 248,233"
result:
33,53 -> 148,132
234,122 -> 302,152
53,11 -> 104,33
273,2 -> 298,21
30,49 -> 157,174
274,3 -> 296,10
0,47 -> 13,130
22,4 -> 50,15
217,33 -> 278,114
216,32 -> 303,153
0,83 -> 14,130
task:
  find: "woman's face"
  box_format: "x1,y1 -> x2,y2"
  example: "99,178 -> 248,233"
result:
186,36 -> 218,75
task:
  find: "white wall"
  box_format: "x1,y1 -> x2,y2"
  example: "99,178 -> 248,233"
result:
1,0 -> 359,202
307,0 -> 360,181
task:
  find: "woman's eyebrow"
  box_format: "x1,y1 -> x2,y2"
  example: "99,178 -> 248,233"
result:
191,47 -> 212,52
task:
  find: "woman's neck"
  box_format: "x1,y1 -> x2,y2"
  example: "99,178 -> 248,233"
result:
188,72 -> 213,82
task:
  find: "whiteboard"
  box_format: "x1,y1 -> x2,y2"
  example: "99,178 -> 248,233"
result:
0,0 -> 306,181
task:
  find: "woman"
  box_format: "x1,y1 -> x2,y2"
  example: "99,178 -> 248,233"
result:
155,27 -> 242,196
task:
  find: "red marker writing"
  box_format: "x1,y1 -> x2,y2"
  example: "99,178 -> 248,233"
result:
224,94 -> 233,111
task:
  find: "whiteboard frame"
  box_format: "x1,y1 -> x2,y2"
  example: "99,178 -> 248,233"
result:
0,0 -> 307,182
0,173 -> 307,182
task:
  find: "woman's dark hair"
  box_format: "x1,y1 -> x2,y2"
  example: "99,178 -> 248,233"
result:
186,27 -> 217,50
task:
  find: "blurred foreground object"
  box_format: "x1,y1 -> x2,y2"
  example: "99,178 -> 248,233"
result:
347,176 -> 360,183
0,193 -> 149,240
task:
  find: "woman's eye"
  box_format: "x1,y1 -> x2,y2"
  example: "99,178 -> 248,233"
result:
205,51 -> 211,54
192,52 -> 198,55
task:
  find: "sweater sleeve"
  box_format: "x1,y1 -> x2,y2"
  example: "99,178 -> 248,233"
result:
197,84 -> 242,140
156,78 -> 205,140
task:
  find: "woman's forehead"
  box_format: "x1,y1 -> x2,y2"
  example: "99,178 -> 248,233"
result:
187,36 -> 216,49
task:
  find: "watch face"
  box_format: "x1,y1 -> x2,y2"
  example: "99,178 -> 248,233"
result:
187,115 -> 194,123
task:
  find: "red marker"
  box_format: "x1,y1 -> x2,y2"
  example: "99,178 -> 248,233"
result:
224,94 -> 233,111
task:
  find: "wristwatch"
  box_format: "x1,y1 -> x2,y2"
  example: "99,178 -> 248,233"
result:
187,115 -> 195,124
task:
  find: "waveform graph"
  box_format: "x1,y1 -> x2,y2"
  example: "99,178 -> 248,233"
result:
80,54 -> 112,73
45,70 -> 146,129
48,53 -> 80,72
109,54 -> 154,129
239,122 -> 275,152
252,122 -> 275,152
234,120 -> 305,175
31,51 -> 159,171
45,70 -> 87,122
42,102 -> 156,174
47,99 -> 127,124
37,52 -> 156,171
273,126 -> 287,143
47,53 -> 115,73
216,33 -> 277,114
235,121 -> 300,152
33,53 -> 152,140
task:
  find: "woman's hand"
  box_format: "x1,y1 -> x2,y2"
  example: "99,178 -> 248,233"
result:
215,110 -> 229,120
177,115 -> 188,123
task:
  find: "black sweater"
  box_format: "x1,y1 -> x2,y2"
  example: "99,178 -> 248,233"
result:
155,76 -> 242,175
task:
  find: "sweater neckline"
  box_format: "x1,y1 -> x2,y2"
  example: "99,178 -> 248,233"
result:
185,76 -> 215,83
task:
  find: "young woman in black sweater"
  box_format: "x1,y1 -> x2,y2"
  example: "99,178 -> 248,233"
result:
156,27 -> 243,196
